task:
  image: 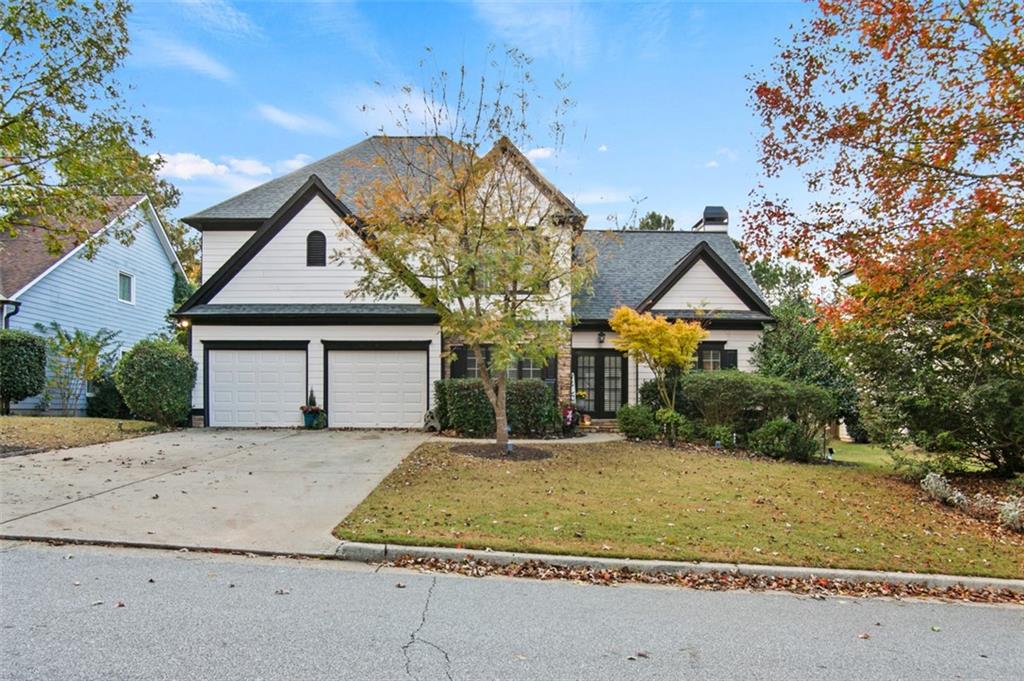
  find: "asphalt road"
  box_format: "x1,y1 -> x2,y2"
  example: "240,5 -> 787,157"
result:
1,543 -> 1021,681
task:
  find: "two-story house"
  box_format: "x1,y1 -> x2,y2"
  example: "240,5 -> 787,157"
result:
0,195 -> 184,414
174,136 -> 773,428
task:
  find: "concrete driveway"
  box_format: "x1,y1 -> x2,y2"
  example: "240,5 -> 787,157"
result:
0,429 -> 429,555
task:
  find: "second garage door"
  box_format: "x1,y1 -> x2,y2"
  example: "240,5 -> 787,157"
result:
208,348 -> 306,427
327,348 -> 427,428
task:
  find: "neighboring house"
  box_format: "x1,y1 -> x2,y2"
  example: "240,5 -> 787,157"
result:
0,196 -> 184,414
175,136 -> 773,429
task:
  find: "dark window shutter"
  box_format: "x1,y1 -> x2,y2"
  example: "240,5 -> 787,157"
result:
451,346 -> 468,378
541,355 -> 557,397
723,349 -> 738,369
306,231 -> 327,266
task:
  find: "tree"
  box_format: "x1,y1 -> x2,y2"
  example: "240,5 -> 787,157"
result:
0,329 -> 46,414
34,321 -> 119,416
1,0 -> 178,255
747,0 -> 1024,367
608,306 -> 706,414
634,211 -> 675,231
349,49 -> 596,448
164,220 -> 201,282
115,338 -> 196,426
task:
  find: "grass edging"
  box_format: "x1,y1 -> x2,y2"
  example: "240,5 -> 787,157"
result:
336,540 -> 1024,594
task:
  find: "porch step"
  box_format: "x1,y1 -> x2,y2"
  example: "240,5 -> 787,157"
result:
581,418 -> 619,433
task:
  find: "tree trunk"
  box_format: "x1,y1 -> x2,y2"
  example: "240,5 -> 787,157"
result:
493,379 -> 508,448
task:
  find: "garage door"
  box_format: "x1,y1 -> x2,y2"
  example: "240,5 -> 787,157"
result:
208,348 -> 306,427
327,348 -> 427,428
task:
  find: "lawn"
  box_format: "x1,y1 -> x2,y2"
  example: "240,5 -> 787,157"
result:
335,440 -> 1024,579
0,416 -> 162,455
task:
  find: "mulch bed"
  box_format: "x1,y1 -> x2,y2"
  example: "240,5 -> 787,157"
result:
450,443 -> 553,461
387,555 -> 1024,605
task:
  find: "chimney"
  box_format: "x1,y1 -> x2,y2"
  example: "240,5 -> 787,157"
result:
692,206 -> 728,232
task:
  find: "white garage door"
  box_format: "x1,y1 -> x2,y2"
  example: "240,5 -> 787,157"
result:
208,349 -> 306,427
328,350 -> 427,428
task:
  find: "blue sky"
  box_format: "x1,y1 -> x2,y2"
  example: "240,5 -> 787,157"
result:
125,0 -> 811,236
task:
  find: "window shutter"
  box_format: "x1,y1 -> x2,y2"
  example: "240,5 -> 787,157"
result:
723,349 -> 738,369
451,346 -> 468,378
306,231 -> 327,266
541,355 -> 557,397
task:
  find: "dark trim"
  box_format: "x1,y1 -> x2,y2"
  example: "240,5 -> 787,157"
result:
201,341 -> 310,427
202,340 -> 310,350
636,242 -> 774,317
322,340 -> 431,351
321,340 -> 432,427
182,313 -> 439,326
574,318 -> 770,331
183,217 -> 263,232
190,408 -> 203,416
178,175 -> 358,313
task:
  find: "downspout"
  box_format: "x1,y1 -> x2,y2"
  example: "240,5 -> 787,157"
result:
1,299 -> 21,329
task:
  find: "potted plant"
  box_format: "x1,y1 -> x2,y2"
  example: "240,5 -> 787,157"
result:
575,389 -> 588,411
300,390 -> 324,429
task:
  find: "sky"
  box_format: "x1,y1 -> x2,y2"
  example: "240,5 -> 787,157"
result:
124,0 -> 813,237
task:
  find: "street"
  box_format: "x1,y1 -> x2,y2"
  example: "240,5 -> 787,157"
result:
1,543 -> 1021,680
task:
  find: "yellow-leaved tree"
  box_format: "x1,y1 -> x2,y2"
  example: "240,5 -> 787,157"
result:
608,306 -> 706,413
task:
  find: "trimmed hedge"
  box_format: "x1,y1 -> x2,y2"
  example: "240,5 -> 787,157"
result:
0,329 -> 46,414
115,339 -> 196,426
749,418 -> 820,462
86,373 -> 132,418
617,404 -> 659,440
434,379 -> 555,437
640,371 -> 836,447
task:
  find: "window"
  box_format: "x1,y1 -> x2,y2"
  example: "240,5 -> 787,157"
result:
455,346 -> 551,382
520,358 -> 543,380
306,231 -> 327,267
118,272 -> 134,303
465,352 -> 480,379
701,349 -> 722,372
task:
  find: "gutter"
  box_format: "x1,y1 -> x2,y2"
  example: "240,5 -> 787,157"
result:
1,299 -> 21,329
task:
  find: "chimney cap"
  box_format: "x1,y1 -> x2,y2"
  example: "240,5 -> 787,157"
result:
703,206 -> 728,224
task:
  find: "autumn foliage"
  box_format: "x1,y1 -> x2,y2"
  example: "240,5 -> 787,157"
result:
747,0 -> 1024,364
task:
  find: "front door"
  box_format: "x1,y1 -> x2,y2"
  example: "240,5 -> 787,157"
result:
572,350 -> 628,419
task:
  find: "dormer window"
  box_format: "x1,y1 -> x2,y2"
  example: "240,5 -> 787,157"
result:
306,231 -> 326,267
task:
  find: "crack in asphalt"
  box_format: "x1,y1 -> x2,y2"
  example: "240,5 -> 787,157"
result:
401,576 -> 453,681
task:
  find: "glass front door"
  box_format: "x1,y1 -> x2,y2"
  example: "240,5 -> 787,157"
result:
572,350 -> 628,418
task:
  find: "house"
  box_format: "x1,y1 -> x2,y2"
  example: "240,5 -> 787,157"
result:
0,196 -> 185,414
174,136 -> 773,428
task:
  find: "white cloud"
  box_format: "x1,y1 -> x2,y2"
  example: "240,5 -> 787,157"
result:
137,34 -> 234,82
276,154 -> 313,173
474,1 -> 592,65
526,147 -> 555,161
704,160 -> 720,169
156,152 -> 229,180
257,104 -> 338,136
177,0 -> 260,38
717,147 -> 738,161
332,84 -> 443,136
597,144 -> 608,153
225,157 -> 271,176
572,187 -> 633,205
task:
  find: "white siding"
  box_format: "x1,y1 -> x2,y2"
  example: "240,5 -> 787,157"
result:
211,195 -> 420,304
651,259 -> 749,311
571,327 -> 761,404
201,231 -> 253,282
190,324 -> 442,416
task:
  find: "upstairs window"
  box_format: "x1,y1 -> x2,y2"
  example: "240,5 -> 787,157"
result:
118,272 -> 135,304
306,231 -> 327,267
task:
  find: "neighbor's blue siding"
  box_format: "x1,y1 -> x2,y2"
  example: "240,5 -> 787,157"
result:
10,205 -> 177,414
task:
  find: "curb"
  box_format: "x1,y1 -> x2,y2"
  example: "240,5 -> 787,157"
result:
0,534 -> 338,561
335,541 -> 1024,593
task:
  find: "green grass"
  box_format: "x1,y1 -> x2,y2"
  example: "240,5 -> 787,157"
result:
0,416 -> 162,453
829,440 -> 902,471
336,440 -> 1023,579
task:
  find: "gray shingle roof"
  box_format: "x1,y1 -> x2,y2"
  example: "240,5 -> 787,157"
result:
575,230 -> 769,321
185,136 -> 469,224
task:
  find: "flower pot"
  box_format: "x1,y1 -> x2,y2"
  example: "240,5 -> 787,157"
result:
303,412 -> 316,428
575,399 -> 586,410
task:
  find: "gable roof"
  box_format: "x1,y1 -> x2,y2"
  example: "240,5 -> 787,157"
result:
186,135 -> 585,229
0,196 -> 181,299
575,230 -> 772,322
178,174 -> 358,312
